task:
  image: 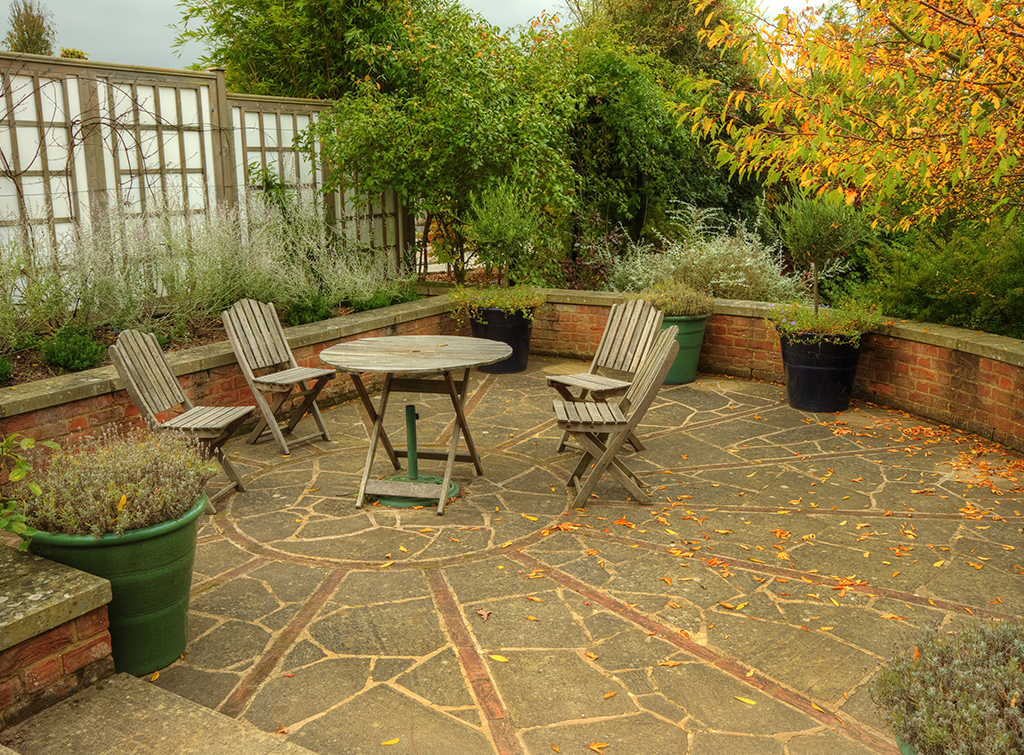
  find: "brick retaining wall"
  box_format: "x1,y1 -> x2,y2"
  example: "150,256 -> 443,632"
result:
0,607 -> 114,730
2,291 -> 1023,451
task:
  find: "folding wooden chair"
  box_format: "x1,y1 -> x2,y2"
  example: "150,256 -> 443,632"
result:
552,325 -> 679,507
547,299 -> 663,452
222,299 -> 335,455
109,330 -> 256,511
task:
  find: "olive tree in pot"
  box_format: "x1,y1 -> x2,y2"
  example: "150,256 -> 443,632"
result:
870,622 -> 1024,755
452,180 -> 548,373
8,429 -> 217,676
632,282 -> 714,384
773,194 -> 878,412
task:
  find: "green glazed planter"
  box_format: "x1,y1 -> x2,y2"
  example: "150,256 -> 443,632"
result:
662,314 -> 710,384
896,737 -> 918,755
27,496 -> 207,676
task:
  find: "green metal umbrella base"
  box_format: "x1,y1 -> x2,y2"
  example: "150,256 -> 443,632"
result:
373,474 -> 460,508
371,404 -> 459,507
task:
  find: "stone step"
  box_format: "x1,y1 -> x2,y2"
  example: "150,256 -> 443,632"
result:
0,673 -> 316,755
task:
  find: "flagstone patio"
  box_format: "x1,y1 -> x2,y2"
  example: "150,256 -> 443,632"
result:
4,355 -> 1022,755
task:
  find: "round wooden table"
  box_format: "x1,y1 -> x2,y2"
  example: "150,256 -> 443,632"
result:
319,335 -> 512,514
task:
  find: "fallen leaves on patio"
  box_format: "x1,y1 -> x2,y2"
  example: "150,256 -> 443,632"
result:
489,655 -> 509,663
476,609 -> 491,621
734,696 -> 756,705
587,743 -> 609,753
379,738 -> 400,745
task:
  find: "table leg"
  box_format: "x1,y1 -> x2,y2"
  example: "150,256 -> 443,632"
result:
356,372 -> 395,509
350,373 -> 400,470
446,369 -> 484,476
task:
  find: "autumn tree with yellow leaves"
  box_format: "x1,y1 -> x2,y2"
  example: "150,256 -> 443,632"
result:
682,0 -> 1024,228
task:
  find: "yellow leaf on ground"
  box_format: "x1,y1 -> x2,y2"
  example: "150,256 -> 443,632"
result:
489,655 -> 509,663
588,744 -> 609,753
522,514 -> 539,521
150,671 -> 159,681
117,494 -> 127,512
658,660 -> 682,667
603,691 -> 617,699
526,616 -> 539,621
527,596 -> 543,602
933,559 -> 945,567
734,696 -> 756,705
551,746 -> 560,753
380,738 -> 400,745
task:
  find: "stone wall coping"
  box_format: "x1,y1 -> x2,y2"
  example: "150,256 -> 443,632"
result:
2,290 -> 1024,422
0,546 -> 111,652
712,298 -> 1024,367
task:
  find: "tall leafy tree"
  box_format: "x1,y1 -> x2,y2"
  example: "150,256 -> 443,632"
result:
174,0 -> 417,98
303,6 -> 584,280
683,0 -> 1024,228
3,0 -> 55,55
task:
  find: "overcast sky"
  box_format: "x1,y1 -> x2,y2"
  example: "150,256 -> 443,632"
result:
15,0 -> 809,71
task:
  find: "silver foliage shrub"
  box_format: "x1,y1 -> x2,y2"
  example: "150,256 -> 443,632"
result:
0,227 -> 69,353
610,203 -> 807,302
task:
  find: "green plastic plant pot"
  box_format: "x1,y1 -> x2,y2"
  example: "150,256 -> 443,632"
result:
662,315 -> 710,384
895,737 -> 918,755
27,496 -> 207,676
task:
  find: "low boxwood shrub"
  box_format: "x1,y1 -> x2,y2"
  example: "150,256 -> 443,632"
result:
284,292 -> 333,326
40,328 -> 106,372
351,285 -> 418,312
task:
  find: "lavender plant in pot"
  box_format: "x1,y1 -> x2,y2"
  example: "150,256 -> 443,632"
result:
11,429 -> 217,676
870,622 -> 1024,755
632,282 -> 714,384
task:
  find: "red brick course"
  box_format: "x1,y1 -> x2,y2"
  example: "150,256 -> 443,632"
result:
0,607 -> 114,730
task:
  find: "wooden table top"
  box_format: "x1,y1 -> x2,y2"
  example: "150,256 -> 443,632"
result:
319,335 -> 512,377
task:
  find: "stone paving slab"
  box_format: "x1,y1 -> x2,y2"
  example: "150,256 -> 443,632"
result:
6,357 -> 1024,754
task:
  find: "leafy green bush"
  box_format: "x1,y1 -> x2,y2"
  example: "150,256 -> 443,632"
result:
40,328 -> 105,372
862,226 -> 1024,338
21,429 -> 217,538
284,292 -> 333,326
1,434 -> 58,550
871,622 -> 1024,755
0,356 -> 11,383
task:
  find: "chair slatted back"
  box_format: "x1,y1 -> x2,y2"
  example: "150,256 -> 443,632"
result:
619,325 -> 679,419
223,299 -> 297,373
592,299 -> 664,375
109,330 -> 193,424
